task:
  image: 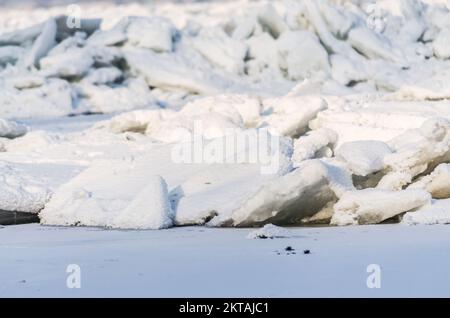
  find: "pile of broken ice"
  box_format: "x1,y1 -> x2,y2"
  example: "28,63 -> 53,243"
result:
1,0 -> 450,229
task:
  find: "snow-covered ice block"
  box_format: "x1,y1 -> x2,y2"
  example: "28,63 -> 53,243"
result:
97,106 -> 246,145
262,96 -> 327,137
245,32 -> 280,77
77,78 -> 156,113
150,112 -> 244,143
336,140 -> 392,176
179,94 -> 261,128
0,161 -> 80,213
277,30 -> 329,81
231,16 -> 257,41
40,160 -> 174,229
310,100 -> 450,146
173,161 -> 283,226
402,199 -> 450,225
3,130 -> 59,154
303,0 -> 362,63
4,73 -> 46,90
331,188 -> 431,226
0,162 -> 49,213
40,47 -> 94,78
221,159 -> 354,227
392,63 -> 450,100
93,108 -> 174,134
316,0 -> 355,39
408,163 -> 450,199
347,25 -> 403,63
23,18 -> 57,67
395,0 -> 426,44
81,67 -> 122,85
0,23 -> 44,46
126,16 -> 175,53
109,175 -> 174,230
46,31 -> 86,56
292,128 -> 337,164
330,54 -> 367,86
256,4 -> 287,39
170,131 -> 293,225
123,48 -> 225,94
88,45 -> 122,66
37,133 -> 291,229
0,78 -> 74,119
108,96 -> 263,144
0,119 -> 27,138
433,28 -> 450,59
191,28 -> 247,74
85,16 -> 130,46
382,118 -> 450,181
87,27 -> 127,47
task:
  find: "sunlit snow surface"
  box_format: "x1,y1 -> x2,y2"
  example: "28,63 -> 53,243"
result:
1,0 -> 450,297
0,0 -> 449,228
0,0 -> 450,229
2,223 -> 450,297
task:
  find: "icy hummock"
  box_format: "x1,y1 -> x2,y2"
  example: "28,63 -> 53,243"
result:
402,199 -> 450,225
0,118 -> 27,138
0,0 -> 450,229
40,172 -> 174,230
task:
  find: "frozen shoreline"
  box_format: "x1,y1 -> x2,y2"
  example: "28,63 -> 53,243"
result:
2,223 -> 450,297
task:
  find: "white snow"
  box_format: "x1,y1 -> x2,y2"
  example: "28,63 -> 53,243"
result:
109,175 -> 174,230
0,160 -> 82,213
0,0 -> 449,231
0,78 -> 74,118
2,0 -> 450,298
402,199 -> 450,225
125,17 -> 175,53
0,161 -> 51,213
40,47 -> 94,78
408,163 -> 450,199
0,119 -> 27,138
246,223 -> 292,239
24,18 -> 57,68
433,27 -> 450,59
277,30 -> 330,81
192,28 -> 247,74
331,188 -> 431,226
39,160 -> 175,229
292,128 -> 337,164
262,96 -> 327,137
336,140 -> 392,176
223,159 -> 354,227
3,223 -> 450,297
82,67 -> 122,85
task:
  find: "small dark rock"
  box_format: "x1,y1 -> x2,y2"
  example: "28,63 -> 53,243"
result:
285,246 -> 294,251
303,249 -> 311,254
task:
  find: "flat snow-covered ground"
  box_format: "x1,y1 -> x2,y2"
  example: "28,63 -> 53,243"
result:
1,223 -> 450,297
